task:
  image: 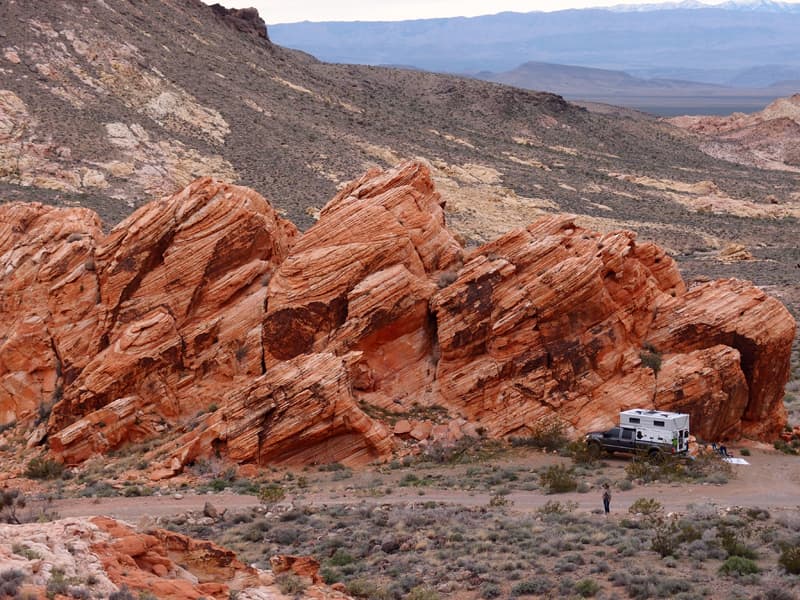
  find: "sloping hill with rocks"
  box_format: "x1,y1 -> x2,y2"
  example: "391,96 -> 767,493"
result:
669,94 -> 800,171
2,1 -> 799,327
1,163 -> 794,478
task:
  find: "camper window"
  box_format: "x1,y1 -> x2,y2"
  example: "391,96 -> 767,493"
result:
654,420 -> 665,427
629,417 -> 640,424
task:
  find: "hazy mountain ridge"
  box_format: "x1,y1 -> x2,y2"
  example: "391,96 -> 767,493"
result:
479,61 -> 799,115
269,6 -> 800,86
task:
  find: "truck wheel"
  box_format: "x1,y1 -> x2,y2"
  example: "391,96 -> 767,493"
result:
587,442 -> 601,459
648,448 -> 665,464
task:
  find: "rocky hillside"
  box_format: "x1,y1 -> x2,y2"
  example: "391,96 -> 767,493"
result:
0,163 -> 794,478
2,1 -> 799,326
668,94 -> 800,171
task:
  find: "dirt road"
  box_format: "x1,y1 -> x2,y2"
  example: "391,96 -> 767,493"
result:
47,448 -> 799,522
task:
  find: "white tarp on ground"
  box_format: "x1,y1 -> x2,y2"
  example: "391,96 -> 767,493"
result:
723,457 -> 750,465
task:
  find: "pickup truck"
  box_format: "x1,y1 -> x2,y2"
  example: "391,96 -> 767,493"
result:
585,426 -> 682,461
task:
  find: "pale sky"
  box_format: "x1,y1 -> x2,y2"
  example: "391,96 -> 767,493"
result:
209,0 -> 798,24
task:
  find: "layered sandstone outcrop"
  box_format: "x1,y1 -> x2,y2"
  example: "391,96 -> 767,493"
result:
0,516 -> 350,599
0,162 -> 795,473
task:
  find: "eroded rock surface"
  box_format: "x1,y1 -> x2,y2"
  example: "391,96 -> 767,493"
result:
0,162 -> 795,474
0,516 -> 350,599
669,94 -> 800,173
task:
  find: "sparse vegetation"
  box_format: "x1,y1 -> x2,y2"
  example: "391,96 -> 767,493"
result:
24,456 -> 64,480
539,463 -> 578,494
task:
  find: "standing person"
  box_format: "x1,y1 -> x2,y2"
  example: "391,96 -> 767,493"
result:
602,484 -> 611,515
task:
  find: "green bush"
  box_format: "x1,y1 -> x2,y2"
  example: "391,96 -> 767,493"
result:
406,586 -> 440,600
778,544 -> 800,574
539,464 -> 577,494
628,497 -> 664,518
718,525 -> 757,559
537,499 -> 578,515
328,548 -> 354,567
650,520 -> 681,558
24,457 -> 64,480
258,483 -> 286,506
511,579 -> 553,596
719,556 -> 758,576
575,578 -> 600,597
275,573 -> 308,595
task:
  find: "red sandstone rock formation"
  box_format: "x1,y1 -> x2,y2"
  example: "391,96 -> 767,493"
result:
0,162 -> 795,473
0,516 -> 350,599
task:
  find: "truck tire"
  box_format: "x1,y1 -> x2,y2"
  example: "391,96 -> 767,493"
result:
648,448 -> 665,464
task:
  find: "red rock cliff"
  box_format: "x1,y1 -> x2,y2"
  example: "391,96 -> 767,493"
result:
0,162 -> 795,471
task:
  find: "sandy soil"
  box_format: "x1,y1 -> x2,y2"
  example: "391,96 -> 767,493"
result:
45,447 -> 800,524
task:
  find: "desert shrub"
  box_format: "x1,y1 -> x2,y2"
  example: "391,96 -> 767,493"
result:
480,582 -> 502,599
258,483 -> 286,505
778,544 -> 800,574
539,464 -> 577,494
109,585 -> 136,600
719,556 -> 759,576
346,578 -> 388,599
537,499 -> 578,515
276,573 -> 308,595
511,578 -> 553,596
628,497 -> 664,518
318,462 -> 346,471
511,415 -> 569,451
650,520 -> 681,558
575,578 -> 600,597
718,525 -> 757,559
46,568 -> 68,598
740,448 -> 751,456
774,439 -> 798,455
0,488 -> 25,524
617,478 -> 633,490
758,586 -> 796,600
25,456 -> 64,480
269,525 -> 303,545
566,439 -> 599,465
329,548 -> 354,567
640,345 -> 663,374
320,566 -> 341,584
406,586 -> 440,600
0,569 -> 24,597
488,493 -> 511,507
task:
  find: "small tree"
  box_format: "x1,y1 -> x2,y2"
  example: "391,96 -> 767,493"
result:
640,343 -> 663,403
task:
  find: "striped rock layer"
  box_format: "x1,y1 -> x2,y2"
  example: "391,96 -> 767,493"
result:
0,162 -> 794,473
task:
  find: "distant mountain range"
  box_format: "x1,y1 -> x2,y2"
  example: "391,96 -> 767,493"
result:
269,3 -> 800,95
478,61 -> 800,115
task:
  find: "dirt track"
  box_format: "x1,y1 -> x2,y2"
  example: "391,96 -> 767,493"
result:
46,448 -> 800,524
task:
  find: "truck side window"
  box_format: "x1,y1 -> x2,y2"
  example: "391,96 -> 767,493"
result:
622,428 -> 634,440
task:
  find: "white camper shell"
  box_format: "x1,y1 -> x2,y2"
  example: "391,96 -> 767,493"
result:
619,409 -> 690,453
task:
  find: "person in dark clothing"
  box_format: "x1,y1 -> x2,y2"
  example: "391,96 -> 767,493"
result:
602,484 -> 611,515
